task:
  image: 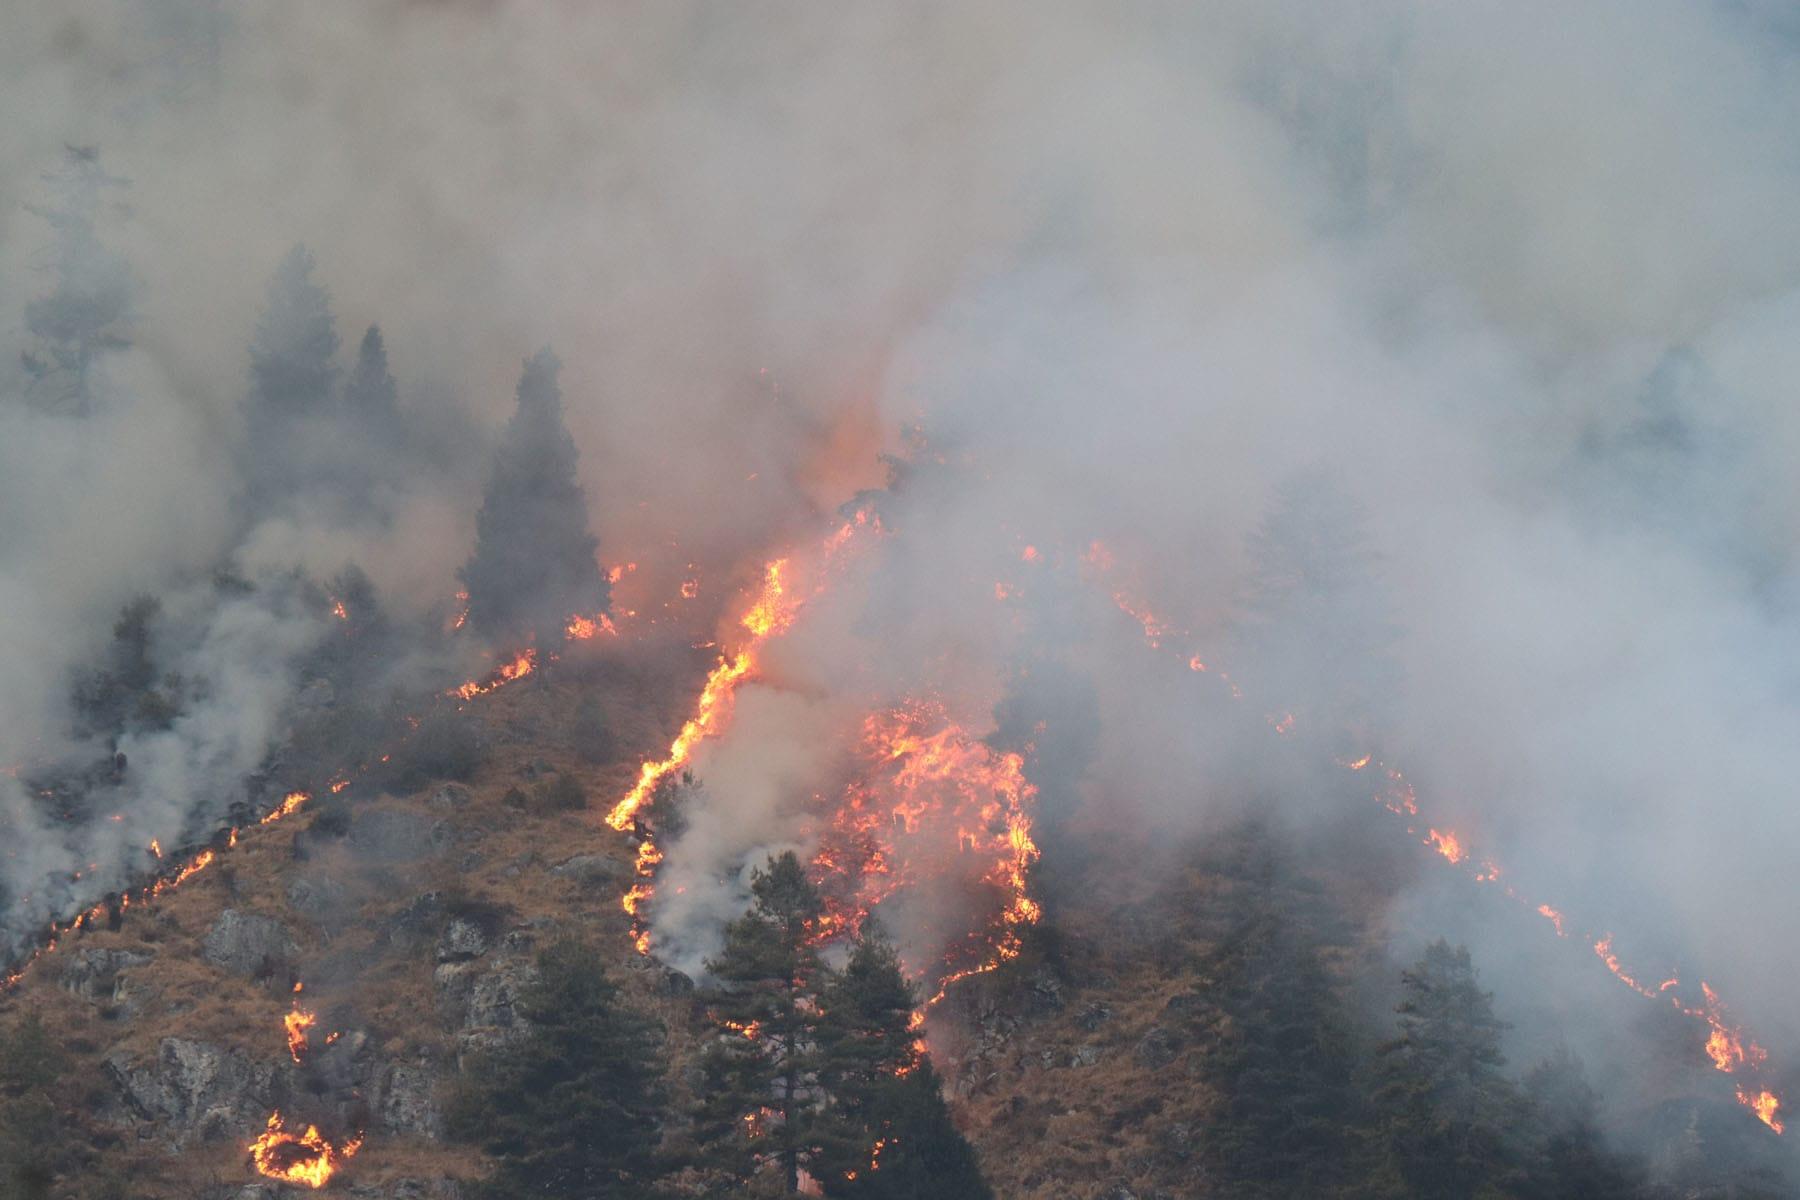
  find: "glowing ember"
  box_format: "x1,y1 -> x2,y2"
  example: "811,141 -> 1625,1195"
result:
248,1112 -> 363,1189
261,791 -> 310,825
1537,904 -> 1568,937
564,612 -> 618,640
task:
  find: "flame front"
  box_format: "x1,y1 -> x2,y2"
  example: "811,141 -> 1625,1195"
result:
248,1112 -> 362,1189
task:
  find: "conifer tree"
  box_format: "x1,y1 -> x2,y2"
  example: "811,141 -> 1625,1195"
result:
447,935 -> 670,1199
343,324 -> 399,432
243,245 -> 340,506
1518,1049 -> 1645,1200
1195,841 -> 1363,1197
459,348 -> 609,642
816,926 -> 991,1200
699,852 -> 828,1193
832,1061 -> 992,1200
21,146 -> 134,415
1370,940 -> 1528,1196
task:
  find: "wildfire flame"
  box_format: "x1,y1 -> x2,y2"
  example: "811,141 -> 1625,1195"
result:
451,648 -> 537,701
565,612 -> 618,640
284,1005 -> 316,1065
248,1112 -> 363,1189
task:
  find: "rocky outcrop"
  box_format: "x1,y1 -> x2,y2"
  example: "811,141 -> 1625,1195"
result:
285,874 -> 351,926
105,1038 -> 278,1145
203,909 -> 299,980
549,853 -> 626,886
436,917 -> 488,962
60,946 -> 154,1008
374,1063 -> 443,1138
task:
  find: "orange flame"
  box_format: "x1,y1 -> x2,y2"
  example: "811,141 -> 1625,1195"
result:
284,1006 -> 316,1064
565,612 -> 618,640
451,648 -> 537,701
248,1112 -> 362,1189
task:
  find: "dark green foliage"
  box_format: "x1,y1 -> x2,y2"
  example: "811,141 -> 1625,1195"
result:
459,348 -> 609,643
1368,940 -> 1529,1197
699,852 -> 828,1193
447,936 -> 671,1199
71,595 -> 182,739
21,146 -> 134,414
828,1061 -> 992,1200
816,928 -> 990,1199
0,1013 -> 66,1199
1517,1050 -> 1645,1200
1195,840 -> 1364,1197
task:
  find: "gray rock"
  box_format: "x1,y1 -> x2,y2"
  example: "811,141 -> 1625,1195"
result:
427,783 -> 472,810
1134,1026 -> 1180,1071
549,853 -> 627,886
1069,1043 -> 1103,1068
388,892 -> 445,952
285,874 -> 351,924
1075,1001 -> 1113,1031
106,1038 -> 277,1143
61,947 -> 153,1006
377,1064 -> 442,1138
202,909 -> 298,980
1027,967 -> 1065,1014
434,956 -> 537,1036
436,917 -> 489,962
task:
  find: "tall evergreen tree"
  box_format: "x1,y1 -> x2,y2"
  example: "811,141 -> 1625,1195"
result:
1518,1049 -> 1645,1200
21,146 -> 134,414
816,927 -> 991,1200
459,348 -> 609,642
243,245 -> 340,506
343,323 -> 401,442
1195,839 -> 1364,1197
699,852 -> 828,1193
1369,940 -> 1528,1196
446,936 -> 670,1199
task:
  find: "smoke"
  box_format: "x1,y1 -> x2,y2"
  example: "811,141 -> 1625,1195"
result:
7,0 -> 1800,1125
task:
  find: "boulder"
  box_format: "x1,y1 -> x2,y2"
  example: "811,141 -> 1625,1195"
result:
1133,1026 -> 1180,1070
549,853 -> 626,886
436,917 -> 489,963
61,947 -> 153,1006
427,783 -> 472,810
202,909 -> 298,980
106,1038 -> 277,1143
376,1063 -> 442,1138
285,874 -> 351,925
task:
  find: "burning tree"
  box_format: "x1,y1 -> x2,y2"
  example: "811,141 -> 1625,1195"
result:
698,852 -> 829,1194
815,928 -> 991,1199
459,348 -> 609,643
446,935 -> 670,1199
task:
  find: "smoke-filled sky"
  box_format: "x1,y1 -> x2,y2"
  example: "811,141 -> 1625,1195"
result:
8,0 -> 1800,1085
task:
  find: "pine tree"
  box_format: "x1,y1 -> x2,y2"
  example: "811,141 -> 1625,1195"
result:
699,852 -> 828,1193
816,927 -> 991,1200
21,146 -> 134,414
446,936 -> 670,1199
1518,1049 -> 1645,1200
1195,840 -> 1364,1197
459,348 -> 609,643
343,324 -> 399,431
243,245 -> 340,506
1370,940 -> 1528,1196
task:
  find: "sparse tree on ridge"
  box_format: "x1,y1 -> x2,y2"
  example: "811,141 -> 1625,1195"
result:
459,347 -> 609,643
